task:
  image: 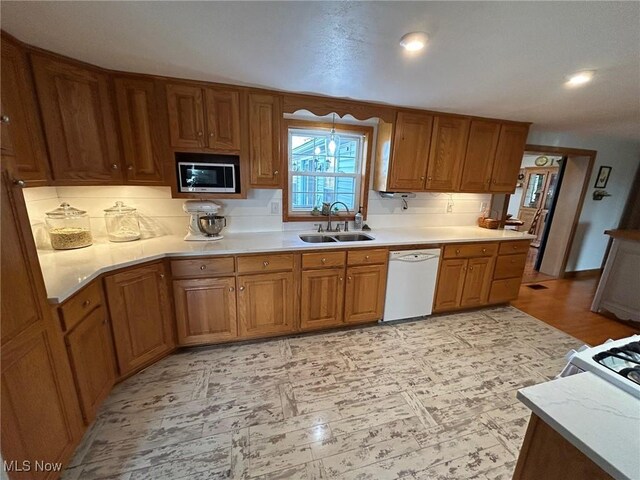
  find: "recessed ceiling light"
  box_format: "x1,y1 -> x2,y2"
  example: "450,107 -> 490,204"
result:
565,70 -> 596,87
400,32 -> 428,52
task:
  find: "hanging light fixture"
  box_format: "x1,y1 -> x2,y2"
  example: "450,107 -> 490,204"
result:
328,113 -> 337,155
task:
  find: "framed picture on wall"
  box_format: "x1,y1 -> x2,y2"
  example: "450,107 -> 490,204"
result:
594,166 -> 612,188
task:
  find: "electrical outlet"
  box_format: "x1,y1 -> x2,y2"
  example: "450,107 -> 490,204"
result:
480,202 -> 488,212
270,201 -> 280,215
446,202 -> 453,213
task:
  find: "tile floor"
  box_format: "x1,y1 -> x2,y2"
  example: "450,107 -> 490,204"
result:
62,306 -> 582,480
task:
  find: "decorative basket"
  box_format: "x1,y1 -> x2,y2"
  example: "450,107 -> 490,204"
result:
478,217 -> 500,229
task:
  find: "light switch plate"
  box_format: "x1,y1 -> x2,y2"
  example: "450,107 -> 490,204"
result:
270,201 -> 280,214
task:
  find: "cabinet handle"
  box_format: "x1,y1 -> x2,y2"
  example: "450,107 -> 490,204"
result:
200,265 -> 207,270
321,258 -> 326,264
274,170 -> 279,175
14,179 -> 25,187
263,261 -> 270,267
229,287 -> 235,292
111,164 -> 119,170
82,300 -> 91,308
1,115 -> 9,124
127,165 -> 134,171
239,286 -> 245,291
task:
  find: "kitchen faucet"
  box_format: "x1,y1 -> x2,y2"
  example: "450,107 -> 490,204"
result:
326,202 -> 350,232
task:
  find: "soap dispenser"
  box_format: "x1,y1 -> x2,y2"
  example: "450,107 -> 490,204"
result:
354,206 -> 363,230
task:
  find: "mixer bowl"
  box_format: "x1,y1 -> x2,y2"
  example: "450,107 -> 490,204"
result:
198,215 -> 226,236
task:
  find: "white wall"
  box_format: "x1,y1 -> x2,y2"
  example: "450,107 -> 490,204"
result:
526,129 -> 640,272
23,186 -> 490,249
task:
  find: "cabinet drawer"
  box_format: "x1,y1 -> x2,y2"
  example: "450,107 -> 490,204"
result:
499,240 -> 531,255
171,257 -> 235,278
302,251 -> 346,270
493,253 -> 527,280
443,243 -> 497,259
347,249 -> 388,266
489,278 -> 521,304
237,254 -> 294,273
59,281 -> 103,331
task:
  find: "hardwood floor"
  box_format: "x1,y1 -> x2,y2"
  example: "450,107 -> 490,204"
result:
521,247 -> 555,284
511,277 -> 640,346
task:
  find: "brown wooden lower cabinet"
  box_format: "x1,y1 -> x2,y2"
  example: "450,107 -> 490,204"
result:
344,264 -> 387,323
104,263 -> 175,377
65,306 -> 116,423
173,277 -> 238,345
489,278 -> 522,303
434,258 -> 467,311
237,271 -> 295,337
514,413 -> 613,480
300,268 -> 345,330
460,257 -> 494,307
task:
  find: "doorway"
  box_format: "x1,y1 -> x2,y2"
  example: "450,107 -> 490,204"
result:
498,144 -> 597,283
505,153 -> 565,283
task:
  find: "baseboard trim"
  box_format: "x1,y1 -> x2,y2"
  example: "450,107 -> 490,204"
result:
563,269 -> 602,279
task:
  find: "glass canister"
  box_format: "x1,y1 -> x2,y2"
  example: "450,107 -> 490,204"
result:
45,202 -> 93,250
103,201 -> 141,242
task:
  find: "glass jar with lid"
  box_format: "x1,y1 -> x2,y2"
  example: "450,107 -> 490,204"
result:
103,201 -> 141,242
45,202 -> 93,250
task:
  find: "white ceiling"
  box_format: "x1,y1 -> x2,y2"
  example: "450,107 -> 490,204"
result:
2,1 -> 639,140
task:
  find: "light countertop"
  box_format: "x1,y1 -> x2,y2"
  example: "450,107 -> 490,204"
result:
36,226 -> 533,304
517,372 -> 640,480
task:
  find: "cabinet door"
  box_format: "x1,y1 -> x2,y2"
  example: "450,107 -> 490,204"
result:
114,77 -> 167,184
249,93 -> 282,187
344,264 -> 387,324
460,257 -> 494,308
425,116 -> 470,191
65,307 -> 116,423
237,272 -> 295,338
434,258 -> 467,311
491,124 -> 529,193
104,263 -> 175,376
1,161 -> 83,473
301,268 -> 345,330
31,53 -> 123,183
388,112 -> 433,191
459,120 -> 500,192
204,88 -> 241,151
174,277 -> 238,345
1,40 -> 50,184
166,83 -> 205,149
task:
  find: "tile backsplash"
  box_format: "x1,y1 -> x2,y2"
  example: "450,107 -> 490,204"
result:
23,185 -> 491,248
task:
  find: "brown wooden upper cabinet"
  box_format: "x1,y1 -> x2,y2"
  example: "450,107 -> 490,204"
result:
114,76 -> 168,184
460,122 -> 529,193
166,83 -> 241,152
31,53 -> 123,184
386,111 -> 433,191
425,116 -> 470,191
1,38 -> 50,185
248,93 -> 282,188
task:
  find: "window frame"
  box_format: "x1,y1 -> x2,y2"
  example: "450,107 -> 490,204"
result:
282,118 -> 373,222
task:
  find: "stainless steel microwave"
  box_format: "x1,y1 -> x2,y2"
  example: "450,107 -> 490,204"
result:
176,155 -> 240,193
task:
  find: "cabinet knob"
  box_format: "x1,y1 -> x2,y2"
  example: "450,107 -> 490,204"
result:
263,261 -> 270,267
511,259 -> 516,263
428,177 -> 432,181
486,179 -> 491,184
200,265 -> 207,270
159,273 -> 165,279
469,266 -> 474,271
111,164 -> 119,170
420,176 -> 425,180
14,179 -> 25,187
127,165 -> 134,171
321,258 -> 326,264
365,255 -> 370,260
1,115 -> 9,124
492,179 -> 496,184
513,245 -> 518,250
102,318 -> 107,325
209,132 -> 214,137
348,276 -> 352,281
239,286 -> 245,291
274,170 -> 279,175
229,287 -> 235,292
482,248 -> 486,253
339,277 -> 343,282
455,249 -> 461,254
198,131 -> 203,137
82,300 -> 91,308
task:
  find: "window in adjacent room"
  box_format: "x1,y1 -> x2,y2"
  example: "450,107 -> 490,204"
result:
285,119 -> 372,220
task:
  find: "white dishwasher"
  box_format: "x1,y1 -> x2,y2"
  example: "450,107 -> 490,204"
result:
382,249 -> 441,322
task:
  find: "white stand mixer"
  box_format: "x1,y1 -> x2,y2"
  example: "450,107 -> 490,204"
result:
183,200 -> 225,241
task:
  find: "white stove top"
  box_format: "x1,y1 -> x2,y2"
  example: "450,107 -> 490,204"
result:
570,335 -> 640,399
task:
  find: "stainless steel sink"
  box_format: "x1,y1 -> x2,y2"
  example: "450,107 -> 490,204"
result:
299,234 -> 337,243
332,233 -> 374,242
